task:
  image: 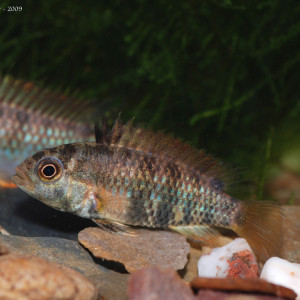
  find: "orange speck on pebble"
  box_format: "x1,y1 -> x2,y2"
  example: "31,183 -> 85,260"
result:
226,249 -> 259,279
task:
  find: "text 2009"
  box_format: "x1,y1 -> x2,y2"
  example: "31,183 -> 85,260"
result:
7,6 -> 22,12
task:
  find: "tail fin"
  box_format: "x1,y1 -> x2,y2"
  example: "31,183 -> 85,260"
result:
232,201 -> 283,261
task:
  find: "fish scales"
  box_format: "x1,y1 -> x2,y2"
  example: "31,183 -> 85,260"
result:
0,75 -> 95,187
90,144 -> 240,228
12,120 -> 283,260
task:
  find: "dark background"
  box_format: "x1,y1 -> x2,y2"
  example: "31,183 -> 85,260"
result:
1,0 -> 299,203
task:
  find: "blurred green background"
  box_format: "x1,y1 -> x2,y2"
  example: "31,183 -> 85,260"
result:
1,0 -> 299,203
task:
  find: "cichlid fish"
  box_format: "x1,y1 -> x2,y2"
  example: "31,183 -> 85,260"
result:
12,120 -> 282,260
0,75 -> 95,188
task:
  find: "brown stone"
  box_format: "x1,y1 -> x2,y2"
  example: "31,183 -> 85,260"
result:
0,253 -> 98,300
0,234 -> 129,300
79,227 -> 190,273
282,206 -> 300,263
128,267 -> 195,300
190,277 -> 297,299
195,290 -> 291,299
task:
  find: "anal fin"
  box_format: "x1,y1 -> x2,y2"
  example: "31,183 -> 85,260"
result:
92,219 -> 136,236
169,225 -> 223,248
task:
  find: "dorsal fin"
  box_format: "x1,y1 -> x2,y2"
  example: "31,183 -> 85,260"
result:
0,75 -> 94,123
95,119 -> 231,189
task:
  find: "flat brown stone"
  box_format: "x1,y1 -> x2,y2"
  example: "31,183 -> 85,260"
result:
190,277 -> 297,299
0,253 -> 97,300
0,234 -> 129,300
79,227 -> 190,273
128,267 -> 195,300
195,289 -> 291,299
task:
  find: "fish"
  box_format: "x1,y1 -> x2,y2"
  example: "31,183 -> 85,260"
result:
0,75 -> 95,188
11,119 -> 282,260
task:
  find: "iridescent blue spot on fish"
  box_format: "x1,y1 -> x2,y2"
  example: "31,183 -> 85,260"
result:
126,189 -> 132,198
39,127 -> 45,135
17,132 -> 22,140
181,183 -> 185,189
47,128 -> 53,136
156,183 -> 161,191
124,178 -> 130,186
150,191 -> 155,200
24,133 -> 31,143
119,188 -> 124,195
111,187 -> 117,195
187,184 -> 192,192
177,190 -> 181,197
154,175 -> 158,182
162,176 -> 166,183
42,137 -> 47,144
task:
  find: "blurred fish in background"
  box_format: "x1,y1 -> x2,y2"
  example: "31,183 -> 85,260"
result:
0,75 -> 95,188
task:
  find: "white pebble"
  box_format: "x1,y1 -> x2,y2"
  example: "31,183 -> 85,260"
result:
197,238 -> 257,278
260,257 -> 300,299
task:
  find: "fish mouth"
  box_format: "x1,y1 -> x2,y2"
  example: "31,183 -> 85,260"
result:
11,166 -> 33,191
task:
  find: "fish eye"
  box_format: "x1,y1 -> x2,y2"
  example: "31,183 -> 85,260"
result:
36,157 -> 63,182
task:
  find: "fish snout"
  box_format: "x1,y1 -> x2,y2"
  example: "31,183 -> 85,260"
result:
11,166 -> 34,191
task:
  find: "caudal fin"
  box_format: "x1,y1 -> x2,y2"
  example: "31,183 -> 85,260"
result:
232,201 -> 283,261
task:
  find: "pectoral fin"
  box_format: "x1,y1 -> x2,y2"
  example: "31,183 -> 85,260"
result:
92,218 -> 136,236
169,225 -> 222,247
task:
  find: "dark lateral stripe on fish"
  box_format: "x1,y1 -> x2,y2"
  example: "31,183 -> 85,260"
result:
0,75 -> 94,123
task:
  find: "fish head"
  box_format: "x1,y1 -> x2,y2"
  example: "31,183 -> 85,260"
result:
11,144 -> 90,214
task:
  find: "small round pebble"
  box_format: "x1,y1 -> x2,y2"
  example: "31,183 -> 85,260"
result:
260,257 -> 300,299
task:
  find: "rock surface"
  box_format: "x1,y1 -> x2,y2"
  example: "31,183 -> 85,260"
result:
0,253 -> 98,300
79,227 -> 190,273
197,238 -> 259,279
128,267 -> 194,300
261,257 -> 300,299
0,234 -> 129,300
